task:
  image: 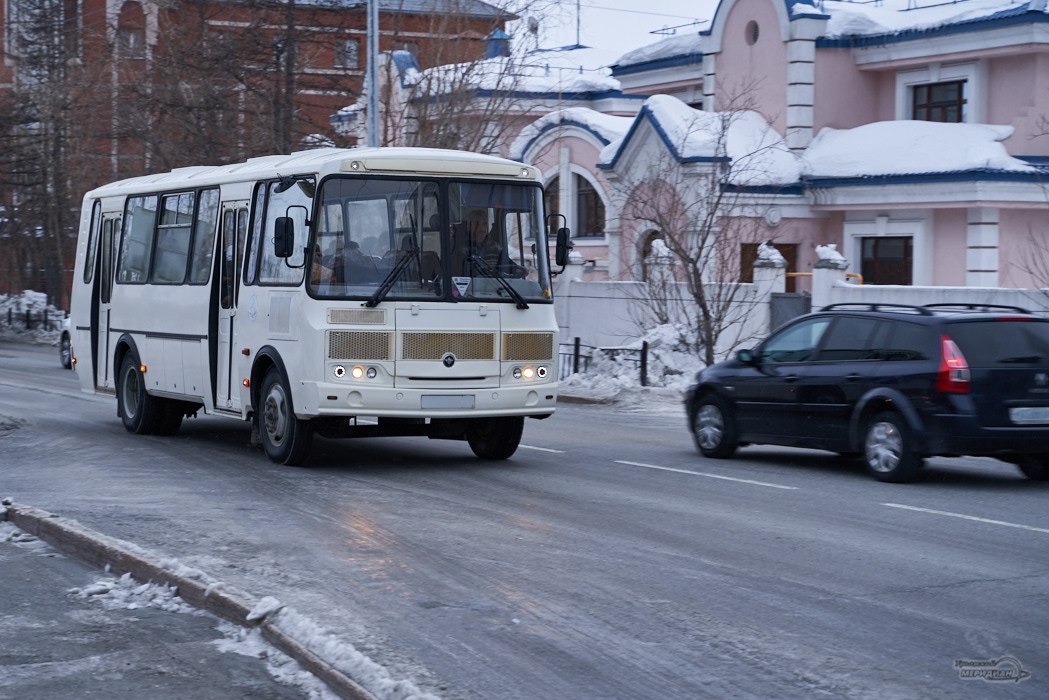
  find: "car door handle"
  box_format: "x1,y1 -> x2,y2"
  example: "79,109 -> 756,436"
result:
783,374 -> 799,382
845,373 -> 862,382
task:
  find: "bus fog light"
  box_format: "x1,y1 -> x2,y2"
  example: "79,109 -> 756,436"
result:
537,366 -> 548,378
366,367 -> 377,379
523,367 -> 535,379
512,367 -> 522,379
334,365 -> 346,378
351,365 -> 365,379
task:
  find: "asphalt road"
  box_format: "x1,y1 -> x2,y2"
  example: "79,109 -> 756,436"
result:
1,339 -> 1047,699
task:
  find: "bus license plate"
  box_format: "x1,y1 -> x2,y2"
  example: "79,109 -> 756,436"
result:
421,395 -> 475,409
1009,407 -> 1049,425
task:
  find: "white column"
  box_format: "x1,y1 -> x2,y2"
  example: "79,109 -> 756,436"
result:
786,39 -> 815,153
966,207 -> 999,287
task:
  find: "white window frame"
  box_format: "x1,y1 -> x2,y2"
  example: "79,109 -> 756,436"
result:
844,214 -> 930,286
895,61 -> 984,124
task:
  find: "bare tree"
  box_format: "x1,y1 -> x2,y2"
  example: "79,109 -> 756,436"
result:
614,94 -> 796,366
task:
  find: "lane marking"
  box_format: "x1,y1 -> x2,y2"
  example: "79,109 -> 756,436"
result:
884,503 -> 1049,535
519,444 -> 565,453
614,460 -> 799,490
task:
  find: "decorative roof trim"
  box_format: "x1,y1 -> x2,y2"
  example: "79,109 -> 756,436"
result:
598,102 -> 729,170
816,7 -> 1049,48
803,168 -> 1048,188
513,118 -> 614,161
611,52 -> 703,77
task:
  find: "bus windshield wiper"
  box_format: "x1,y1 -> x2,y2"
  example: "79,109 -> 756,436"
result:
470,255 -> 528,309
366,247 -> 418,307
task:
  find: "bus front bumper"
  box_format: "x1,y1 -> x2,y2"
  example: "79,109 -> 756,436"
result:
296,381 -> 558,419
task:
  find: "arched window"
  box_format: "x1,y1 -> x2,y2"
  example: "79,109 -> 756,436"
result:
574,174 -> 604,238
640,230 -> 664,282
117,1 -> 146,60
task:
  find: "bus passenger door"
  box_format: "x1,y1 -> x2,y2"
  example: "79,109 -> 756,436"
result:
93,216 -> 120,391
215,204 -> 248,411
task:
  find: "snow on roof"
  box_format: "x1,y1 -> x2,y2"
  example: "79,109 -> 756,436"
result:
600,95 -> 802,185
801,121 -> 1035,178
818,0 -> 1039,38
509,107 -> 633,160
412,47 -> 620,96
612,32 -> 703,69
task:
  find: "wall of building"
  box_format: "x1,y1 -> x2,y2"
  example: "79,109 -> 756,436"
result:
716,0 -> 787,129
813,48 -> 882,131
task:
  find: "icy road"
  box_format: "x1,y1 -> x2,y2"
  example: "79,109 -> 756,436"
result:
1,340 -> 1047,699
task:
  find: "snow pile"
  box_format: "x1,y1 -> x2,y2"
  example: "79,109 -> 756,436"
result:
561,323 -> 704,403
70,572 -> 200,614
815,243 -> 845,262
613,32 -> 702,68
212,623 -> 339,700
268,606 -> 441,700
1,522 -> 56,556
822,0 -> 1033,38
509,107 -> 633,160
802,121 -> 1033,177
0,290 -> 65,345
600,95 -> 802,185
756,241 -> 786,265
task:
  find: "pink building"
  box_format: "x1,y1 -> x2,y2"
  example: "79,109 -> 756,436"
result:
511,0 -> 1049,290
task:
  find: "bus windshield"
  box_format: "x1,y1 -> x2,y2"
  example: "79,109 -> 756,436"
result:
308,177 -> 552,303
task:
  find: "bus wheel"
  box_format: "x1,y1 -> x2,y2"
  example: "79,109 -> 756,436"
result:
258,367 -> 313,466
152,401 -> 184,436
118,352 -> 159,435
466,416 -> 524,460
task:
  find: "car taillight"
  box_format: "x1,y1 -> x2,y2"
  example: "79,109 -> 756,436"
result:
936,335 -> 971,393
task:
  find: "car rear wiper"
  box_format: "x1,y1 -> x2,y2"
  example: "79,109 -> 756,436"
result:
470,255 -> 529,309
366,246 -> 419,307
999,355 -> 1043,363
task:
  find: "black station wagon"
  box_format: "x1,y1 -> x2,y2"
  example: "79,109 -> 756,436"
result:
685,303 -> 1049,482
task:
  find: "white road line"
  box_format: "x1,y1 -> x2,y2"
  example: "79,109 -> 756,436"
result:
520,444 -> 565,453
883,503 -> 1049,535
614,460 -> 799,490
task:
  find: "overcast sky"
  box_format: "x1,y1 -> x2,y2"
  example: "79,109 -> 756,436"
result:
510,0 -> 721,68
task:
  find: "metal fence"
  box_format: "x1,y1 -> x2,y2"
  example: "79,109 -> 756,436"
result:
559,337 -> 650,386
1,308 -> 62,332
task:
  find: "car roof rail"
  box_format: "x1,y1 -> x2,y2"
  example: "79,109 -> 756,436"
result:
819,302 -> 932,315
922,302 -> 1032,314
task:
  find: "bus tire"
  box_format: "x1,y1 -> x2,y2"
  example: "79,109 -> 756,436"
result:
258,366 -> 313,466
152,400 -> 184,436
466,416 -> 523,460
117,352 -> 160,435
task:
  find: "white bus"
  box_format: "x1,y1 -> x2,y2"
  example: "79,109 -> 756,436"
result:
69,147 -> 569,465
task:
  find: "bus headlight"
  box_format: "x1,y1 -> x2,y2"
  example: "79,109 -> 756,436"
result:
537,366 -> 548,378
351,365 -> 365,379
334,365 -> 346,378
512,367 -> 522,379
366,367 -> 377,379
522,367 -> 535,379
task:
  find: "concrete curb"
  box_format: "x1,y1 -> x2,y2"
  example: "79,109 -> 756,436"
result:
1,501 -> 376,700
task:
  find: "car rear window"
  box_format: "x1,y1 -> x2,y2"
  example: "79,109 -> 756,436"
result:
946,320 -> 1049,366
877,320 -> 937,361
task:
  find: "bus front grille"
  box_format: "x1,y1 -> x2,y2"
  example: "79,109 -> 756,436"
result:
328,331 -> 393,360
401,332 -> 495,360
327,308 -> 386,324
502,332 -> 554,361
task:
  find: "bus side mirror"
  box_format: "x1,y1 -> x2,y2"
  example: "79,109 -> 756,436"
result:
555,227 -> 572,267
274,217 -> 295,258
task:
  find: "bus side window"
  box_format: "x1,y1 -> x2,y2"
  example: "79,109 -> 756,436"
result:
83,200 -> 101,284
189,188 -> 220,284
117,196 -> 159,284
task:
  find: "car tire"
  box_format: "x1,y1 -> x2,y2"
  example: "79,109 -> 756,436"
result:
117,352 -> 161,435
1016,455 -> 1049,481
60,332 -> 72,369
863,411 -> 922,483
466,416 -> 524,460
690,394 -> 738,459
257,366 -> 313,466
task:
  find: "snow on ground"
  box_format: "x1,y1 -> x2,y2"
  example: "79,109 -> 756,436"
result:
0,290 -> 64,346
1,517 -> 437,700
560,323 -> 705,412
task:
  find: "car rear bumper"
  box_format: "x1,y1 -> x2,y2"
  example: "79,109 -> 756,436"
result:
923,413 -> 1049,456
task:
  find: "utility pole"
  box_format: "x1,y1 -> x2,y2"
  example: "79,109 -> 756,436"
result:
366,0 -> 379,147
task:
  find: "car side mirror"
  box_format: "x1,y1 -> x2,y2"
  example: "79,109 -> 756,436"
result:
555,227 -> 572,267
736,348 -> 757,364
273,217 -> 295,258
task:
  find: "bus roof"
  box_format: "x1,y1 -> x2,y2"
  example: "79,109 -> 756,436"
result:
84,147 -> 540,200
